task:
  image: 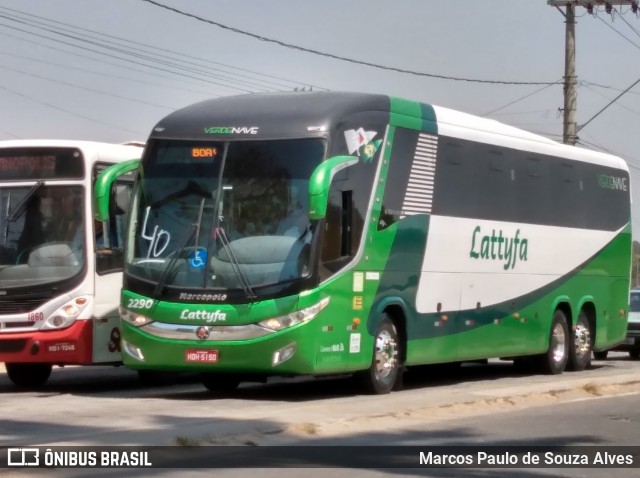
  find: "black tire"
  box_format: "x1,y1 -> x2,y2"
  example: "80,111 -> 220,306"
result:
535,309 -> 569,375
593,350 -> 609,360
629,348 -> 640,360
5,363 -> 52,388
567,311 -> 592,372
357,314 -> 402,394
201,374 -> 241,394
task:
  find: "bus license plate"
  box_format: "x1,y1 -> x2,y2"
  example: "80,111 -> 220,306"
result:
185,349 -> 219,363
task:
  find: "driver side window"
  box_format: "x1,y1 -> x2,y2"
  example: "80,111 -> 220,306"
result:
93,163 -> 135,274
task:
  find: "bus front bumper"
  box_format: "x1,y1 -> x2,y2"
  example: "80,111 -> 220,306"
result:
120,321 -> 320,375
0,320 -> 93,364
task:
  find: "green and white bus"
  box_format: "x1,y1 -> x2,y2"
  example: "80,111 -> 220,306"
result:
96,92 -> 632,394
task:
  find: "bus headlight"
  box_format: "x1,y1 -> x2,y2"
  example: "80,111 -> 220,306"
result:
259,297 -> 330,331
120,307 -> 154,327
41,296 -> 91,330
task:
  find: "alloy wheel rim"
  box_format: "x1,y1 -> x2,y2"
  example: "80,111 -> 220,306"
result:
573,321 -> 591,359
374,329 -> 398,381
551,322 -> 567,363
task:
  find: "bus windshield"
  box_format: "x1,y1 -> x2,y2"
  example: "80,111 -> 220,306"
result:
125,138 -> 325,296
0,185 -> 85,288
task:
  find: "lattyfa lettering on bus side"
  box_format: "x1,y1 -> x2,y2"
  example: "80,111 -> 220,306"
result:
469,226 -> 529,270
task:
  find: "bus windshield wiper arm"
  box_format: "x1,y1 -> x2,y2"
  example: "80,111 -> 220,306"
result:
7,181 -> 43,223
153,198 -> 207,297
207,141 -> 255,301
215,226 -> 256,300
4,182 -> 44,245
153,224 -> 197,297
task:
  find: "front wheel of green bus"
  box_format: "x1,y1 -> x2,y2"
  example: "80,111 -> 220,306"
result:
358,314 -> 402,394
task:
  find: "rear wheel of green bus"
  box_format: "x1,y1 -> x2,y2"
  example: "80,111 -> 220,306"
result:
567,311 -> 592,372
201,374 -> 241,394
536,310 -> 569,375
6,363 -> 52,388
358,315 -> 402,394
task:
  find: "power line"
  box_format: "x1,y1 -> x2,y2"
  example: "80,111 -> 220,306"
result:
580,80 -> 640,95
0,64 -> 176,110
0,48 -> 218,98
139,0 -> 557,86
614,7 -> 640,38
0,84 -> 146,136
581,83 -> 640,117
0,5 -> 320,92
0,17 -> 260,94
596,14 -> 640,50
551,2 -> 640,145
0,32 -> 222,97
577,76 -> 640,132
0,20 -> 259,94
0,9 -> 309,93
481,81 -> 562,116
576,136 -> 640,171
0,128 -> 22,140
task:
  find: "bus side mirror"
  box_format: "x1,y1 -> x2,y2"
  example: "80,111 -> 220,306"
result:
94,159 -> 140,221
308,155 -> 358,220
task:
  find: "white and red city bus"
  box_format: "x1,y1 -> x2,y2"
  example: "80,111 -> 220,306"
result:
0,140 -> 142,387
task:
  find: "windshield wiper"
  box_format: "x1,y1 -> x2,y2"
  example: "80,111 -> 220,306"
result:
153,223 -> 197,297
7,181 -> 44,223
152,197 -> 208,297
214,226 -> 256,300
209,143 -> 256,301
3,182 -> 44,246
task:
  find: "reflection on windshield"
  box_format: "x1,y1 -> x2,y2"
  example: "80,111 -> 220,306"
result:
0,185 -> 85,288
126,138 -> 324,295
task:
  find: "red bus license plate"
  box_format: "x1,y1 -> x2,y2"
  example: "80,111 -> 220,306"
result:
185,349 -> 219,363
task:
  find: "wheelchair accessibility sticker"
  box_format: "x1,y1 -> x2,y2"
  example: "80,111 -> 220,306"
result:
188,249 -> 207,270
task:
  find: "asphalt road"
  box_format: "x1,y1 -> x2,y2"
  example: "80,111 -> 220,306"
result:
2,354 -> 640,478
1,353 -> 640,448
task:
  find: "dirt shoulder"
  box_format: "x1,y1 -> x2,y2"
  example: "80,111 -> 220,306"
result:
170,361 -> 640,446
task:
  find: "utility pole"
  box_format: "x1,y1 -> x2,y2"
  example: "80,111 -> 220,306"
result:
563,4 -> 577,145
547,1 -> 639,145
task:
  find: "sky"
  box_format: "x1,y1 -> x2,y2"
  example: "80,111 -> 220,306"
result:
2,0 -> 640,236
